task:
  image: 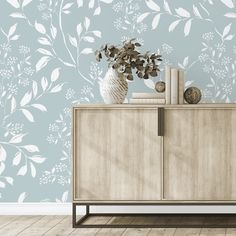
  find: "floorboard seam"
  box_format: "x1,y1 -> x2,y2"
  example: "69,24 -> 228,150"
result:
15,215 -> 45,236
41,216 -> 67,236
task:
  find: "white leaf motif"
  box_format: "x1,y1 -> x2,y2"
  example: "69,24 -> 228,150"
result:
30,163 -> 36,178
10,35 -> 20,40
41,77 -> 48,91
17,165 -> 27,176
144,79 -> 155,89
77,0 -> 83,8
10,134 -> 27,144
94,6 -> 101,15
21,109 -> 34,122
184,19 -> 192,36
22,145 -> 39,153
169,20 -> 180,32
0,181 -> 5,188
83,36 -> 95,43
8,23 -> 17,37
152,14 -> 160,29
89,0 -> 95,8
84,17 -> 90,31
20,91 -> 32,106
31,104 -> 47,111
92,30 -> 101,38
185,80 -> 194,87
13,152 -> 22,166
63,2 -> 74,10
223,23 -> 231,37
37,48 -> 52,56
220,0 -> 234,8
62,191 -> 68,202
137,13 -> 150,23
11,97 -> 16,113
225,34 -> 234,40
175,8 -> 190,18
50,83 -> 64,93
38,37 -> 51,45
0,145 -> 7,162
81,48 -> 93,54
183,57 -> 189,67
0,163 -> 5,175
5,177 -> 13,185
193,5 -> 202,18
35,21 -> 46,34
68,35 -> 77,47
51,68 -> 60,82
145,0 -> 160,11
50,24 -> 57,39
164,0 -> 171,14
100,0 -> 113,3
32,81 -> 38,97
22,0 -> 32,8
36,56 -> 50,72
76,23 -> 82,36
224,12 -> 236,18
10,12 -> 26,18
29,156 -> 46,163
18,192 -> 27,203
6,0 -> 20,8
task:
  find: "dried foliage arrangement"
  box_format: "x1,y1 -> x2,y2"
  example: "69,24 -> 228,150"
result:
95,39 -> 162,80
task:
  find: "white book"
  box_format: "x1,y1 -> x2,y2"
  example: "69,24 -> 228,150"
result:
165,66 -> 171,104
132,92 -> 165,99
129,98 -> 165,104
178,69 -> 185,105
171,68 -> 179,104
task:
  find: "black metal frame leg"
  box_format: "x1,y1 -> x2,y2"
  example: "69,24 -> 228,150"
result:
72,203 -> 236,228
73,203 -> 90,228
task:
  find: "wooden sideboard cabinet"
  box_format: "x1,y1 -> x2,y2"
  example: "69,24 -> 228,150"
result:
72,104 -> 236,227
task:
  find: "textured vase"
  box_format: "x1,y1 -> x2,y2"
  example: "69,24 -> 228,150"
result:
99,68 -> 128,104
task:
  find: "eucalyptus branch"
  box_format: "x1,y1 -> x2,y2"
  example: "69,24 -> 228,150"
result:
96,39 -> 162,80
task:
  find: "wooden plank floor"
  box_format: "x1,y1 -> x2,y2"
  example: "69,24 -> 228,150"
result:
0,216 -> 236,236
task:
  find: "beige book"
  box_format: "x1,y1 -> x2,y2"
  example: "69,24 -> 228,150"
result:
165,66 -> 171,104
171,68 -> 179,104
132,92 -> 165,99
178,69 -> 185,104
129,98 -> 165,104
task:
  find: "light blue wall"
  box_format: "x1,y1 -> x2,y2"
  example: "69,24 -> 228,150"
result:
0,0 -> 235,202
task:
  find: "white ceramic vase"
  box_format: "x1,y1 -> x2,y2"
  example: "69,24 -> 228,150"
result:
99,68 -> 128,104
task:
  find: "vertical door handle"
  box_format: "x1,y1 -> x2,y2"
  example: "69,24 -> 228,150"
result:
158,108 -> 164,136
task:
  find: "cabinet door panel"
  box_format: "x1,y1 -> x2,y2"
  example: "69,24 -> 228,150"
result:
164,109 -> 236,201
74,108 -> 162,201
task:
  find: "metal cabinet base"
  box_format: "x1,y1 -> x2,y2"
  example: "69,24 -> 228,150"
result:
72,203 -> 236,228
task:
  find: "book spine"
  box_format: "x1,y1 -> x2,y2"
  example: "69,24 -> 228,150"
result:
165,66 -> 171,104
178,69 -> 185,105
132,93 -> 165,99
129,98 -> 165,104
171,68 -> 179,104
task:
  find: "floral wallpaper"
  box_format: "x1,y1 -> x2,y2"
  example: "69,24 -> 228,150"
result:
0,0 -> 235,202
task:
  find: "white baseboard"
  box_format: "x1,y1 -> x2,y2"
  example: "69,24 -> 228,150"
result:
1,203 -> 236,215
0,203 -> 72,215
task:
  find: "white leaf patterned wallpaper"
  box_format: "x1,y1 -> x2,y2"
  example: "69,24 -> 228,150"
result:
0,0 -> 235,202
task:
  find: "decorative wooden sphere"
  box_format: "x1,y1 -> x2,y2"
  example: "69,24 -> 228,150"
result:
155,81 -> 165,93
184,87 -> 202,104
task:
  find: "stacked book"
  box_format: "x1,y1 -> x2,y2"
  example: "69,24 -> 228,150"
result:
130,92 -> 165,104
165,65 -> 185,105
129,65 -> 185,105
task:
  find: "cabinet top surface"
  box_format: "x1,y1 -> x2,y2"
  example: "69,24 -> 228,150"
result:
73,103 -> 236,109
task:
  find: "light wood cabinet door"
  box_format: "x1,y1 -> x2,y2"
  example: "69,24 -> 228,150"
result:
74,107 -> 162,201
164,108 -> 236,201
